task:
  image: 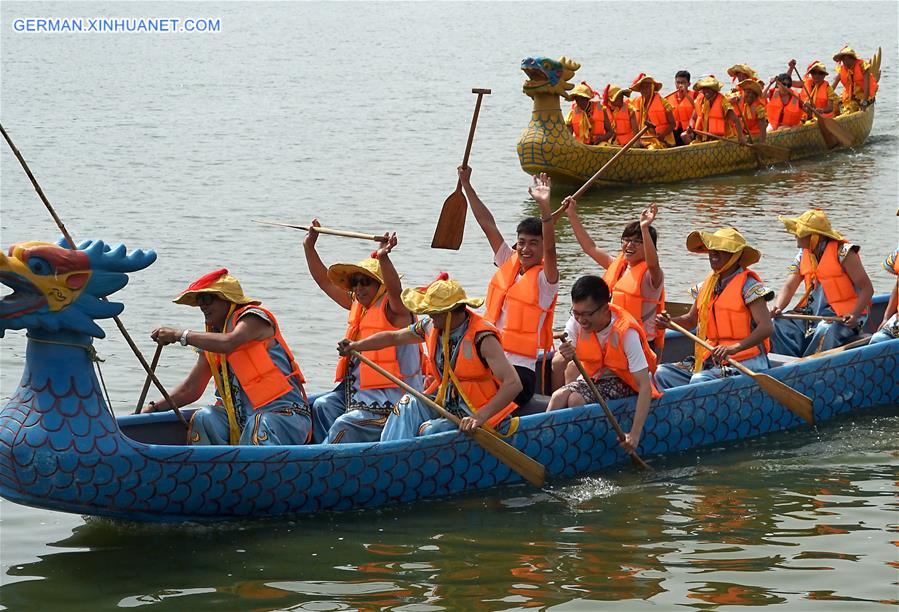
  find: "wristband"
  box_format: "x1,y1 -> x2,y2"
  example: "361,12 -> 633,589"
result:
179,329 -> 190,346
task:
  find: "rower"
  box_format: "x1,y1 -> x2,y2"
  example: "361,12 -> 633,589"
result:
654,228 -> 774,389
547,276 -> 661,454
565,81 -> 604,145
726,63 -> 763,97
665,70 -> 695,146
552,198 -> 664,389
764,73 -> 804,131
870,245 -> 898,345
142,269 -> 311,446
598,84 -> 639,147
337,278 -> 522,440
687,76 -> 744,143
460,166 -> 559,406
831,45 -> 878,113
800,61 -> 838,119
630,73 -> 677,148
303,221 -> 423,444
732,79 -> 768,143
770,210 -> 874,356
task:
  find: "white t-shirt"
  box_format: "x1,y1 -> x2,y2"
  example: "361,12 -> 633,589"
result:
564,313 -> 648,379
493,242 -> 559,371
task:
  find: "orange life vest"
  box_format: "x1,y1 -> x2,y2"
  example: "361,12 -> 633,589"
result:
801,78 -> 835,118
633,92 -> 672,140
568,101 -> 604,144
766,90 -> 804,129
602,254 -> 666,349
837,61 -> 878,102
605,104 -> 635,145
799,240 -> 863,317
484,251 -> 556,359
573,304 -> 662,399
211,304 -> 306,409
665,90 -> 695,130
334,296 -> 415,389
702,270 -> 771,362
735,98 -> 766,136
693,93 -> 729,137
425,310 -> 517,427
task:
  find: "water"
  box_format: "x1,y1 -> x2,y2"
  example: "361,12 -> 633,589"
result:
1,1 -> 897,609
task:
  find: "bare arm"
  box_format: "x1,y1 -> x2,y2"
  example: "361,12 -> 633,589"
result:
303,218 -> 353,309
341,327 -> 422,355
639,204 -> 662,289
771,272 -> 804,315
710,297 -> 773,362
458,166 -> 505,254
373,233 -> 413,327
565,197 -> 614,268
459,334 -> 522,432
142,354 -> 212,413
727,108 -> 745,143
160,314 -> 275,355
842,250 -> 874,325
596,110 -> 614,143
882,281 -> 899,326
529,173 -> 559,284
622,368 -> 652,453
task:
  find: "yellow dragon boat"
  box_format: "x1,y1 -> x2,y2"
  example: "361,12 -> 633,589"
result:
517,54 -> 881,187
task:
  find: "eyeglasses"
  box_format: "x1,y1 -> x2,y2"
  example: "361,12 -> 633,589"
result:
620,237 -> 643,246
196,293 -> 215,306
349,275 -> 376,288
569,305 -> 604,319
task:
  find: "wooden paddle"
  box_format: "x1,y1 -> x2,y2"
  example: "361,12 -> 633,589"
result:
134,343 -> 164,414
252,219 -> 387,242
664,319 -> 814,424
349,350 -> 546,487
788,60 -> 853,148
431,88 -> 491,250
555,332 -> 650,470
776,313 -> 844,323
793,335 -> 871,362
693,129 -> 792,162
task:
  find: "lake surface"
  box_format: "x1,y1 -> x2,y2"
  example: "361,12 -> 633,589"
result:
1,2 -> 897,609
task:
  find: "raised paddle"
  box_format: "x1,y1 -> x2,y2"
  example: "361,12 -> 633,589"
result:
776,313 -> 844,324
554,332 -> 651,470
432,88 -> 491,250
788,59 -> 853,149
349,350 -> 546,488
664,318 -> 814,424
252,219 -> 387,242
692,129 -> 791,162
134,343 -> 164,414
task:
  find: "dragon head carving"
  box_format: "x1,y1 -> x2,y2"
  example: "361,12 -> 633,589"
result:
0,239 -> 156,338
521,56 -> 581,99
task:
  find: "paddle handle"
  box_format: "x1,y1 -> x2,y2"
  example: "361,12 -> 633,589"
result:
693,129 -> 743,147
460,88 -> 491,169
134,343 -> 164,414
789,64 -> 820,116
253,220 -> 386,242
571,125 -> 651,200
778,313 -> 843,323
665,319 -> 754,377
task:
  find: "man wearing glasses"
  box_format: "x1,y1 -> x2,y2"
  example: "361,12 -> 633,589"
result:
303,220 -> 423,444
142,269 -> 312,446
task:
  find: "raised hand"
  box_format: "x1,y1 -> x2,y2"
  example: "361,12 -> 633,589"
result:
304,218 -> 322,248
639,203 -> 658,228
372,232 -> 397,259
528,172 -> 552,208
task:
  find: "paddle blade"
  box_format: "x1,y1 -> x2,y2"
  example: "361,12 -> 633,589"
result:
752,372 -> 814,424
431,188 -> 468,250
755,143 -> 792,162
818,116 -> 854,148
471,427 -> 546,487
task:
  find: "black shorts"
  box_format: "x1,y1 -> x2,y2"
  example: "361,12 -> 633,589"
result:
513,365 -> 536,407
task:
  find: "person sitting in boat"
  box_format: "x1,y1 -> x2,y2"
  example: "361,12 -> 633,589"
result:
665,70 -> 695,146
686,76 -> 744,144
831,45 -> 878,113
770,210 -> 874,357
460,166 -> 559,407
598,84 -> 640,147
870,245 -> 899,345
142,269 -> 312,446
726,63 -> 763,97
732,79 -> 768,143
551,199 -> 664,389
800,61 -> 838,120
764,73 -> 804,131
630,73 -> 677,148
654,228 -> 774,389
336,278 -> 523,440
565,82 -> 604,145
303,223 -> 423,444
546,276 -> 661,454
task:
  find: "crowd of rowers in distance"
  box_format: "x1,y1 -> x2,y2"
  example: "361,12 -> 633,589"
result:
140,167 -> 899,454
565,45 -> 879,148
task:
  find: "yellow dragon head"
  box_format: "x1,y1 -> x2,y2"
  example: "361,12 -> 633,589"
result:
520,56 -> 581,99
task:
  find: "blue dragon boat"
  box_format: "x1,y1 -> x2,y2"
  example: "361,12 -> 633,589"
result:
1,239 -> 896,523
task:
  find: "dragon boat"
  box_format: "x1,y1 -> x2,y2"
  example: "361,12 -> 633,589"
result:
1,240 -> 896,523
517,54 -> 881,187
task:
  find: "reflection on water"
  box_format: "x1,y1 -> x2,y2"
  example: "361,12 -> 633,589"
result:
2,410 -> 896,610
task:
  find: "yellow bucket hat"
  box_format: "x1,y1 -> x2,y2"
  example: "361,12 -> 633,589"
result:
833,45 -> 858,62
569,82 -> 595,99
726,63 -> 758,80
400,278 -> 484,314
806,60 -> 829,76
737,78 -> 763,97
173,268 -> 259,306
686,228 -> 761,267
327,258 -> 384,292
693,75 -> 722,92
603,84 -> 631,105
630,72 -> 662,90
778,209 -> 845,241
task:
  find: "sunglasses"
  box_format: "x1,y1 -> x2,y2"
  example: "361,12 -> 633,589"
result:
196,293 -> 215,306
349,275 -> 377,289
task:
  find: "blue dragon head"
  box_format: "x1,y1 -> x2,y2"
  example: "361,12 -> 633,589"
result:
0,239 -> 156,338
520,56 -> 581,99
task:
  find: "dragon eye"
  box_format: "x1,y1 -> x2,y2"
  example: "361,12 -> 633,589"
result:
27,256 -> 52,276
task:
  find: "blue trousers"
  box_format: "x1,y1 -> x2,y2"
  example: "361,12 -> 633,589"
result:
654,352 -> 771,390
870,314 -> 898,345
772,317 -> 865,357
188,405 -> 311,446
312,382 -> 391,444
